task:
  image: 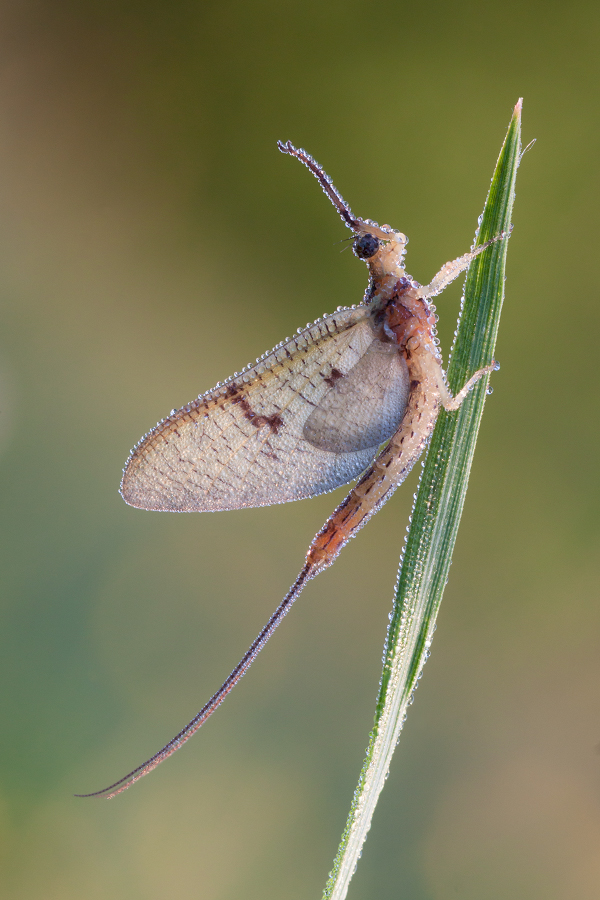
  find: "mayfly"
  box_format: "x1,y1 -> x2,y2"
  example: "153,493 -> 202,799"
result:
78,141 -> 502,799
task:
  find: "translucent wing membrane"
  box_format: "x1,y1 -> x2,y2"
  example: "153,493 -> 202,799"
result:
303,339 -> 409,452
121,307 -> 410,512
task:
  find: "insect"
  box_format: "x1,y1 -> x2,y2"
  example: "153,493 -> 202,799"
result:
78,141 -> 502,799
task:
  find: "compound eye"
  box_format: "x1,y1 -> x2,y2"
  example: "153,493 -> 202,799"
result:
353,233 -> 380,259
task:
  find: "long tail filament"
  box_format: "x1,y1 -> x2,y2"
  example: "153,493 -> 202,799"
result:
76,562 -> 315,799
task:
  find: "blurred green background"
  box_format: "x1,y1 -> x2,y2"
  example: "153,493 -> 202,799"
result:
0,2 -> 598,898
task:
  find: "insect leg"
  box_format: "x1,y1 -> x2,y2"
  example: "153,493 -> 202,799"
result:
439,361 -> 500,411
417,232 -> 508,300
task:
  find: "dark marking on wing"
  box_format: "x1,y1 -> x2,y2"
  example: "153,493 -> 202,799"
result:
233,393 -> 284,434
225,382 -> 240,398
253,413 -> 284,433
324,367 -> 344,387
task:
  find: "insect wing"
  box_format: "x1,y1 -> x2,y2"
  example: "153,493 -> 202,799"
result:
303,338 -> 409,453
121,305 -> 409,512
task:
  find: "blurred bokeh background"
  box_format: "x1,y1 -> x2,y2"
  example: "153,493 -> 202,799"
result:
0,2 -> 598,898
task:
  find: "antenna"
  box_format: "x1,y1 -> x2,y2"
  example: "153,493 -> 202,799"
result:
277,140 -> 360,231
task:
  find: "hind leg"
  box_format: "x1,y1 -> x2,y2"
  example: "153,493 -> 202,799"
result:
437,361 -> 500,411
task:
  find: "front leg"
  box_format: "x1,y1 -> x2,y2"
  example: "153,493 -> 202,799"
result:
417,231 -> 508,300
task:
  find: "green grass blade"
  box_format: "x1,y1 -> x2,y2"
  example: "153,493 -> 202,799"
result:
322,100 -> 523,900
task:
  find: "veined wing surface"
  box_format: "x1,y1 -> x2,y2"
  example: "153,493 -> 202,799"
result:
121,305 -> 410,512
